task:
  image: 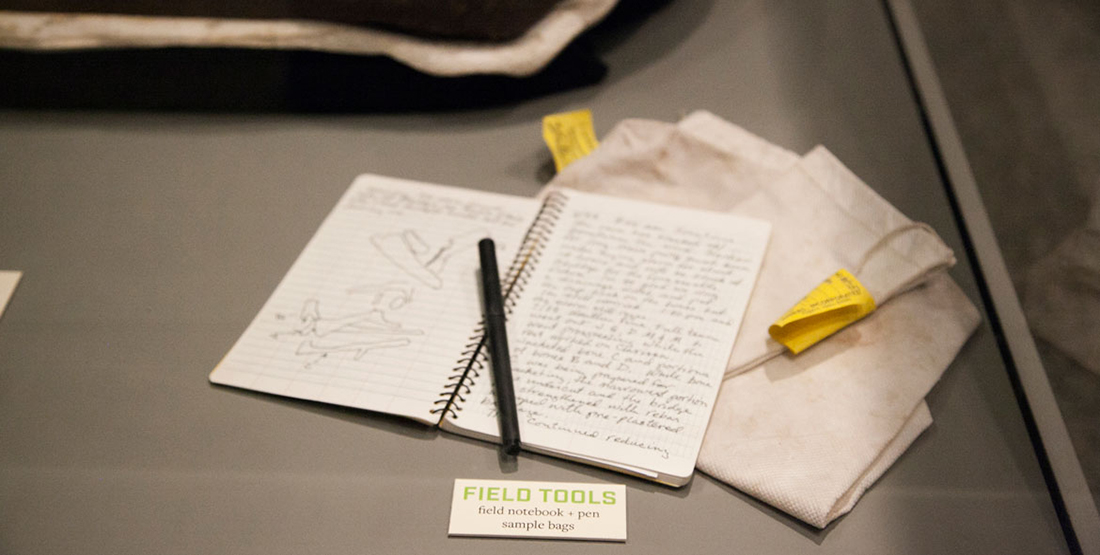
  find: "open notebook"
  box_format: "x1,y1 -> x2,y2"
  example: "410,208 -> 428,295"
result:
210,175 -> 770,486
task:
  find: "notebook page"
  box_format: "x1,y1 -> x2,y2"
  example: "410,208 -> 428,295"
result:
448,189 -> 770,482
210,175 -> 540,424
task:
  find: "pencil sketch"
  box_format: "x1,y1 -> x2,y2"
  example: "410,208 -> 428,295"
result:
370,228 -> 486,289
346,281 -> 416,307
272,286 -> 422,366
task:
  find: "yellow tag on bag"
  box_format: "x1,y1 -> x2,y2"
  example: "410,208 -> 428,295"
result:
542,109 -> 599,172
768,269 -> 876,355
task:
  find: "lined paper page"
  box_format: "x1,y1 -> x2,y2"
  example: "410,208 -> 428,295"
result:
210,175 -> 540,424
448,189 -> 770,482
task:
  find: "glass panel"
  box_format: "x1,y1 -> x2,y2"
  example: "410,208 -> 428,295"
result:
913,0 -> 1100,511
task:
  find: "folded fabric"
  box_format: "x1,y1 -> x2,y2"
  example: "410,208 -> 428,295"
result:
0,0 -> 618,77
698,274 -> 978,527
2,0 -> 562,43
547,111 -> 979,527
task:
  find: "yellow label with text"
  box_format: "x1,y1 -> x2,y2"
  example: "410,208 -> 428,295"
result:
449,479 -> 626,541
542,109 -> 599,172
768,269 -> 876,354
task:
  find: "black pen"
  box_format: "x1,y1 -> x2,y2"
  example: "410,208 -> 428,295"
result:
477,238 -> 522,456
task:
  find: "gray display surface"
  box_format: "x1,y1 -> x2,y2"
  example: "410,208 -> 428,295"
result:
0,1 -> 1075,553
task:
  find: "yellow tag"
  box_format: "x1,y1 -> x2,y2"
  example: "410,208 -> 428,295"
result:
542,109 -> 599,172
768,269 -> 876,355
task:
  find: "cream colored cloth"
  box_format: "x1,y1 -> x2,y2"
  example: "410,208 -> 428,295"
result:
0,0 -> 617,77
548,111 -> 980,527
698,274 -> 978,528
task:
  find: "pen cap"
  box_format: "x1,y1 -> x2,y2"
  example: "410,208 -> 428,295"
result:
478,238 -> 505,316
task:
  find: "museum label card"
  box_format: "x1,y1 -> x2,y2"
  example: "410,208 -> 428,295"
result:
0,271 -> 21,318
448,479 -> 626,541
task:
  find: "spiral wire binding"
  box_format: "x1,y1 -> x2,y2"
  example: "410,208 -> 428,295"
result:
431,191 -> 569,422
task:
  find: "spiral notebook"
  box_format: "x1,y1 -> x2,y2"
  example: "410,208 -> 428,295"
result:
210,174 -> 770,486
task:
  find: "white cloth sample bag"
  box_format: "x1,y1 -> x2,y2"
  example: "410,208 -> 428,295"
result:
548,111 -> 980,528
